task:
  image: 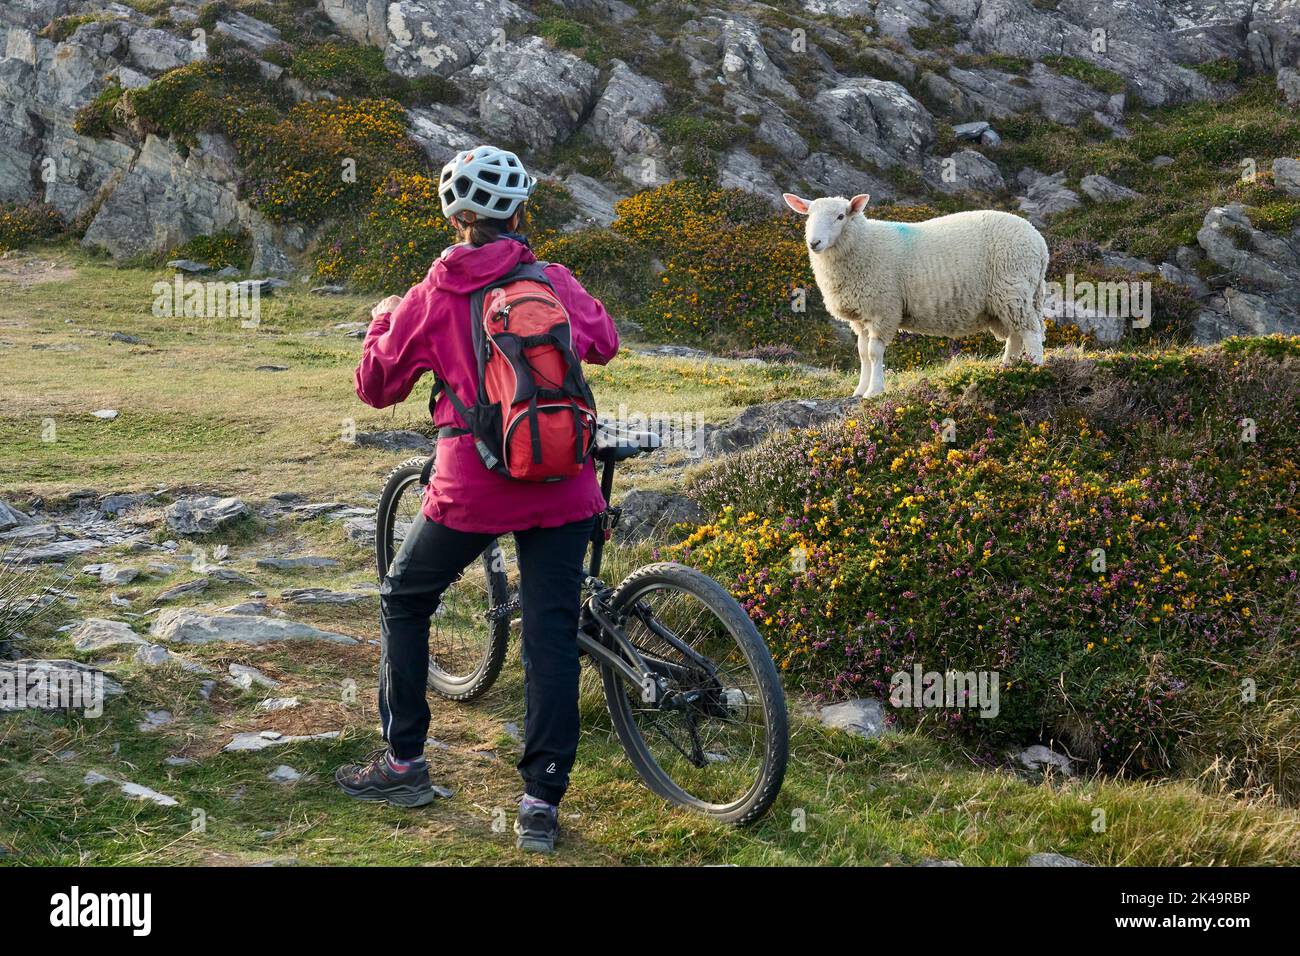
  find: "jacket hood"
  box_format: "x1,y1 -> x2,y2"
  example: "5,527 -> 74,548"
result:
428,238 -> 536,294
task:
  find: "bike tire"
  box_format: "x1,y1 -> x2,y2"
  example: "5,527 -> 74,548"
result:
375,456 -> 510,701
599,562 -> 788,826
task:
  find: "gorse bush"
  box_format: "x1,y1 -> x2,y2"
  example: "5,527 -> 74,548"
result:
679,338 -> 1300,797
0,203 -> 64,252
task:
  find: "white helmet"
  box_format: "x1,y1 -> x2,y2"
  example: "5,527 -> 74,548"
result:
438,145 -> 535,221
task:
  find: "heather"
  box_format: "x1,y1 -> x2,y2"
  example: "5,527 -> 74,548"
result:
681,338 -> 1300,799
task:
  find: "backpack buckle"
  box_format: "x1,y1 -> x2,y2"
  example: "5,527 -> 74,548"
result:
601,507 -> 621,540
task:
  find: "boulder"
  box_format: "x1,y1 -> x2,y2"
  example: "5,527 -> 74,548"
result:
679,14 -> 799,101
813,78 -> 934,169
925,149 -> 1004,194
318,0 -> 389,47
1015,169 -> 1081,226
0,501 -> 31,532
616,491 -> 704,543
70,618 -> 145,652
352,430 -> 433,453
384,0 -> 533,78
1080,174 -> 1140,203
465,36 -> 599,150
1016,744 -> 1074,776
1272,158 -> 1300,197
164,496 -> 249,535
819,699 -> 887,738
152,609 -> 359,645
704,398 -> 855,457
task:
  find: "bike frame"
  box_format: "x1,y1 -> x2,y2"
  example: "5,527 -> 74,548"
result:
573,457 -> 719,705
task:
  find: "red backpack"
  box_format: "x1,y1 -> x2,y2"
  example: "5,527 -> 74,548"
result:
432,261 -> 598,482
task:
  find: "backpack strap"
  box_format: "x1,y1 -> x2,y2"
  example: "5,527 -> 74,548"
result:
428,378 -> 471,438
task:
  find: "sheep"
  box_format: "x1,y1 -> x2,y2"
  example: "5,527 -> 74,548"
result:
783,192 -> 1049,398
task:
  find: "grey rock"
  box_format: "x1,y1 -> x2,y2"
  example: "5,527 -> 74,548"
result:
466,36 -> 599,150
153,609 -> 358,645
164,496 -> 249,535
268,764 -> 303,783
4,539 -> 105,563
257,696 -> 300,712
319,0 -> 390,47
1017,744 -> 1074,777
153,578 -> 210,603
84,770 -> 179,806
228,663 -> 280,690
819,699 -> 887,738
1278,67 -> 1300,107
0,660 -> 124,710
281,587 -> 371,605
133,643 -> 174,667
384,0 -> 533,78
353,430 -> 433,453
1080,174 -> 1140,203
952,121 -> 991,140
925,149 -> 1004,194
705,398 -> 855,456
1272,158 -> 1300,198
163,756 -> 196,767
562,173 -> 625,230
138,709 -> 174,732
71,618 -> 145,652
616,491 -> 704,543
166,259 -> 211,273
813,78 -> 934,169
99,492 -> 151,516
717,149 -> 781,202
1015,169 -> 1081,226
213,11 -> 282,52
223,729 -> 341,752
109,332 -> 140,344
256,556 -> 339,571
680,14 -> 799,101
1025,852 -> 1091,867
0,501 -> 31,532
92,409 -> 119,420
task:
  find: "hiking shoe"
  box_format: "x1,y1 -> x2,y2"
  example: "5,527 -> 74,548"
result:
514,800 -> 559,853
335,749 -> 437,808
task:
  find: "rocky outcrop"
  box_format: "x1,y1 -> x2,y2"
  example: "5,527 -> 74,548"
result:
384,0 -> 533,78
814,79 -> 934,169
464,36 -> 599,150
1194,204 -> 1300,340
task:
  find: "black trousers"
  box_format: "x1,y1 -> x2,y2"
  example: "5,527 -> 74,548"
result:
379,511 -> 595,805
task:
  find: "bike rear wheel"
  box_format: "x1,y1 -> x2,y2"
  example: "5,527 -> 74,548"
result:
375,456 -> 510,701
599,562 -> 788,825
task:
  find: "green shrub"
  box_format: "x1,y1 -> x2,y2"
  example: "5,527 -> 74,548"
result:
681,340 -> 1300,796
73,81 -> 125,138
907,20 -> 960,50
538,18 -> 586,49
1041,55 -> 1127,94
1193,58 -> 1242,84
171,231 -> 252,270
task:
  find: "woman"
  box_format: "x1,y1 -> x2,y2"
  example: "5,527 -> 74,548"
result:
336,146 -> 619,854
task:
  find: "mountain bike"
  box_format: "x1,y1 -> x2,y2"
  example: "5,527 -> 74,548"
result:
375,424 -> 788,825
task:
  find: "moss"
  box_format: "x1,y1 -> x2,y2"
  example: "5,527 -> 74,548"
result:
170,231 -> 253,270
39,13 -> 112,42
907,19 -> 961,51
1192,57 -> 1242,84
1041,55 -> 1127,94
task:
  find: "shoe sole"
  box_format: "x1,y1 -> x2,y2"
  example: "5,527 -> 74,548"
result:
336,776 -> 438,808
514,821 -> 556,854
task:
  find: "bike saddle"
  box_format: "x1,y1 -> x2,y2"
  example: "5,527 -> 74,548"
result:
593,420 -> 662,462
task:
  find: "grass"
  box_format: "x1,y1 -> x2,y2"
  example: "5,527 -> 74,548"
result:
2,249 -> 1298,866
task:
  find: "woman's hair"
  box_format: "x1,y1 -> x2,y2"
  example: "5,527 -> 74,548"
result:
457,204 -> 529,246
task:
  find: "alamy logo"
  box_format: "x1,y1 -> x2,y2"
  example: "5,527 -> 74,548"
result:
49,886 -> 152,936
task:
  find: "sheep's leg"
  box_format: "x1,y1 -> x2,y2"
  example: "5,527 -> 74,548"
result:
1000,329 -> 1024,365
852,329 -> 872,397
1022,325 -> 1045,365
863,334 -> 887,398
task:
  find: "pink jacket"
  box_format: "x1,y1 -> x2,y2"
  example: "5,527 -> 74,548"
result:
354,239 -> 619,534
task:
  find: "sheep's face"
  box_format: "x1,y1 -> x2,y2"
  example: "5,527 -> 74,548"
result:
784,193 -> 870,254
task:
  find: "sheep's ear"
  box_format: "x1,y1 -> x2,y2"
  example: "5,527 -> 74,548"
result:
849,194 -> 871,214
783,193 -> 810,215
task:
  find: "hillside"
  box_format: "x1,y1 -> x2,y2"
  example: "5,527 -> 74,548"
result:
2,0 -> 1300,348
1,251 -> 1298,866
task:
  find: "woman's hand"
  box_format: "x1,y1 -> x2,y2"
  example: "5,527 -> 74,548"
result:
371,294 -> 403,320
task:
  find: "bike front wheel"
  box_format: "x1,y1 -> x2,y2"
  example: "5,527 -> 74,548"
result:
600,562 -> 788,826
375,456 -> 510,701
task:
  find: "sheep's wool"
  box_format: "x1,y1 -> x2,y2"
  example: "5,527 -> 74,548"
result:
811,208 -> 1049,342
